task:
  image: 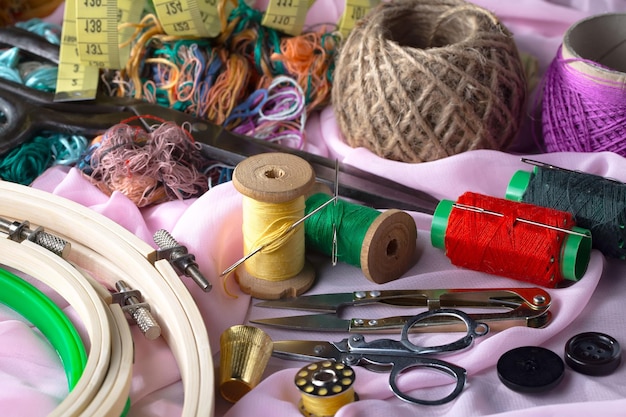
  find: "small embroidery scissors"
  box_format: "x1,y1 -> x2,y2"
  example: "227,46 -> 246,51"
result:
0,27 -> 439,213
272,308 -> 489,405
253,287 -> 552,333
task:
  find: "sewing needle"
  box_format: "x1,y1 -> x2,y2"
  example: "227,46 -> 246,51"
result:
452,203 -> 590,237
220,194 -> 338,277
332,158 -> 339,266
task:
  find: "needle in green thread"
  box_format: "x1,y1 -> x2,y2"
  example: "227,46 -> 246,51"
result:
331,158 -> 339,266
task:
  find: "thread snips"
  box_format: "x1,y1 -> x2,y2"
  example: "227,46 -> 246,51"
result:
252,287 -> 552,333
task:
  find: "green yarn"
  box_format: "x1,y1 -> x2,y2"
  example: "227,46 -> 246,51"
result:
304,193 -> 380,267
0,131 -> 87,185
0,136 -> 52,185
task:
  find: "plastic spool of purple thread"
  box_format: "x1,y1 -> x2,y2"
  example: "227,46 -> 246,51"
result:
541,13 -> 626,155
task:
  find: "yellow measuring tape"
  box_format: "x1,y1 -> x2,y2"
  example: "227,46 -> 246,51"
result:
75,0 -> 143,68
153,0 -> 222,38
261,0 -> 310,36
337,0 -> 379,38
55,0 -> 143,101
55,1 -> 99,101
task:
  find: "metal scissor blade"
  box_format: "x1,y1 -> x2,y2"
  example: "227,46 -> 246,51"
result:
252,313 -> 352,332
272,340 -> 343,362
255,293 -> 359,313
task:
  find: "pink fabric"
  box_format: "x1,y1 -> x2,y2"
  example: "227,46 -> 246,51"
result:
3,1 -> 626,416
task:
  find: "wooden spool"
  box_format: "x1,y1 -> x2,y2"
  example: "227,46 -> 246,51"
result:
232,153 -> 316,300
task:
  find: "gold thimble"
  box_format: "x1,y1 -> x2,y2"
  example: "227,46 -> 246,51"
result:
219,325 -> 273,403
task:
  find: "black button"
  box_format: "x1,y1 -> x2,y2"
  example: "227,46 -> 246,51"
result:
565,332 -> 621,376
497,346 -> 564,393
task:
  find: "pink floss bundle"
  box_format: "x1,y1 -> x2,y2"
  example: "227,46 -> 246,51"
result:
541,13 -> 626,155
83,119 -> 209,207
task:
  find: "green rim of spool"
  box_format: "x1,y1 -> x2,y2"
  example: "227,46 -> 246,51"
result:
430,199 -> 454,249
0,267 -> 87,390
561,226 -> 592,282
505,170 -> 533,202
429,199 -> 592,282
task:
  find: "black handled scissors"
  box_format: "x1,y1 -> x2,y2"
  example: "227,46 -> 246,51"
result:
0,28 -> 439,213
272,308 -> 489,405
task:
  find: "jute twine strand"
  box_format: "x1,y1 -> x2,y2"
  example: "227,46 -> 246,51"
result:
332,0 -> 527,163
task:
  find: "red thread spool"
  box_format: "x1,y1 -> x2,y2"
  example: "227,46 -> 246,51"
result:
431,192 -> 591,287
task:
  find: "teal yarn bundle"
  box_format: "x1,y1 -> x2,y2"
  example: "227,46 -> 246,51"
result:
507,165 -> 626,260
304,193 -> 417,284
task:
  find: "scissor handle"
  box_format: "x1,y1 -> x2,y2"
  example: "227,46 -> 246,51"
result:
0,92 -> 31,154
342,309 -> 488,405
0,78 -> 141,155
388,355 -> 467,405
400,308 -> 489,355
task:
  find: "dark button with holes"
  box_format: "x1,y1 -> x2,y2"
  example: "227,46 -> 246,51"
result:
565,332 -> 621,376
497,346 -> 565,393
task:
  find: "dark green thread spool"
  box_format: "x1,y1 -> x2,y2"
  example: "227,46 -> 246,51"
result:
507,166 -> 626,260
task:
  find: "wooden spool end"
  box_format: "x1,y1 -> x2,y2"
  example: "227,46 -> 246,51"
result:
232,153 -> 316,300
236,262 -> 316,300
361,209 -> 418,284
233,153 -> 315,203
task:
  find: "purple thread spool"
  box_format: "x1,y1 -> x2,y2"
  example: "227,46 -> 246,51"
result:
542,13 -> 626,155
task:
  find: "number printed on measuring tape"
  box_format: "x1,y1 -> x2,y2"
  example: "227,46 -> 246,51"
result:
154,0 -> 221,38
75,0 -> 122,68
262,0 -> 310,36
74,0 -> 143,70
338,0 -> 379,38
55,0 -> 99,101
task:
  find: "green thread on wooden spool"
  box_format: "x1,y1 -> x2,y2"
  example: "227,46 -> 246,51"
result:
304,193 -> 418,284
305,193 -> 378,267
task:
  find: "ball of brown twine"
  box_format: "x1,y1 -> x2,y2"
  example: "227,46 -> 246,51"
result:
331,0 -> 527,163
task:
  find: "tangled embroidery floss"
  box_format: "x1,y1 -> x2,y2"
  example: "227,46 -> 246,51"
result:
305,193 -> 417,284
232,152 -> 316,300
431,192 -> 591,288
271,28 -> 340,111
541,13 -> 626,155
331,0 -> 527,163
507,160 -> 626,260
81,119 -> 208,207
231,75 -> 308,149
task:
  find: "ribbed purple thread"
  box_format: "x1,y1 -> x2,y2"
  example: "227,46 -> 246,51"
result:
542,45 -> 626,155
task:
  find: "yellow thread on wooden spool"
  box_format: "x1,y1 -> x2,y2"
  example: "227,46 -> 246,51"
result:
295,360 -> 357,417
232,152 -> 316,300
242,197 -> 306,281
